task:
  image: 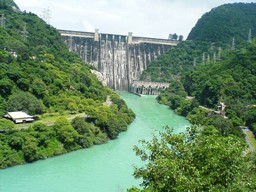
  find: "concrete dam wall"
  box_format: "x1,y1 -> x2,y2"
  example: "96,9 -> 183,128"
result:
59,29 -> 177,91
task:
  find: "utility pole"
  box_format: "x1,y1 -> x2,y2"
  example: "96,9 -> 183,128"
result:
1,14 -> 5,28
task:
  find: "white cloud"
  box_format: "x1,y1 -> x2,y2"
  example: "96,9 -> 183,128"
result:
15,0 -> 254,39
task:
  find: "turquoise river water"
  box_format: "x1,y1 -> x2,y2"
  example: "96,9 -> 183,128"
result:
0,92 -> 189,192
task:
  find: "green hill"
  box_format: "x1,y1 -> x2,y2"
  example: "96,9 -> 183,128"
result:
140,41 -> 213,82
0,0 -> 135,168
132,3 -> 256,191
187,3 -> 256,43
141,3 -> 256,83
0,0 -> 19,11
183,41 -> 256,126
140,2 -> 256,137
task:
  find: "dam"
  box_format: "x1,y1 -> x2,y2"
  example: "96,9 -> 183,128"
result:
59,29 -> 177,92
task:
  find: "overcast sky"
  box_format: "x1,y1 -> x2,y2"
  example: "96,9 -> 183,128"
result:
15,0 -> 253,39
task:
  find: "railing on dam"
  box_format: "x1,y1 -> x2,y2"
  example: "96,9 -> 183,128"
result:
58,29 -> 178,46
129,80 -> 170,95
132,36 -> 177,46
58,29 -> 95,38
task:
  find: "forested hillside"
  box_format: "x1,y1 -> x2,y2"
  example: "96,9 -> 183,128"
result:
140,41 -> 223,82
158,41 -> 256,136
0,0 -> 135,168
141,41 -> 210,82
187,3 -> 256,43
130,3 -> 256,191
142,3 -> 256,83
141,2 -> 256,136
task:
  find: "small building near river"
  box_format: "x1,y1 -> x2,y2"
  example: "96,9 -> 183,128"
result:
4,111 -> 34,124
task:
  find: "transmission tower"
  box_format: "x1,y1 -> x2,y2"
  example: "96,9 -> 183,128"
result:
1,14 -> 5,28
41,7 -> 51,24
218,47 -> 222,60
21,22 -> 28,40
213,52 -> 216,63
248,28 -> 252,43
202,52 -> 206,64
69,36 -> 73,51
193,57 -> 197,66
231,37 -> 235,50
207,54 -> 210,64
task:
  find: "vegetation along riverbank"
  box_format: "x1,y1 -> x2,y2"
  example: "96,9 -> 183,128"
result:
0,0 -> 135,169
129,3 -> 256,191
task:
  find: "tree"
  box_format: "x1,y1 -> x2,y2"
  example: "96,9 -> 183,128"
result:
178,35 -> 184,41
67,102 -> 78,113
22,136 -> 39,162
0,118 -> 14,130
130,126 -> 256,192
53,117 -> 80,150
30,78 -> 48,99
17,78 -> 30,91
6,91 -> 45,115
0,78 -> 13,98
71,117 -> 94,147
0,96 -> 6,116
172,33 -> 178,40
244,107 -> 256,134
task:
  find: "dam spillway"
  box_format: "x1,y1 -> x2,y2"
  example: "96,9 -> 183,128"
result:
59,29 -> 177,91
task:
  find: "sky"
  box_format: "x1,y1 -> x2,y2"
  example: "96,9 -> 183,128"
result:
15,0 -> 254,39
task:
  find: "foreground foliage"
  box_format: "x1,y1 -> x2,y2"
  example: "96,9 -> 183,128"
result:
129,126 -> 256,192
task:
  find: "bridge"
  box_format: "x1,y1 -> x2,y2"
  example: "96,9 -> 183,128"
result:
129,81 -> 170,95
58,29 -> 177,92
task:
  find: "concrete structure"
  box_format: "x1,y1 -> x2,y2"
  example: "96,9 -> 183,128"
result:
129,81 -> 169,95
4,111 -> 34,124
59,29 -> 177,92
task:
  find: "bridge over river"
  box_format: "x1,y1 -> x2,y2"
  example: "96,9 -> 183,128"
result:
129,80 -> 170,95
59,29 -> 177,93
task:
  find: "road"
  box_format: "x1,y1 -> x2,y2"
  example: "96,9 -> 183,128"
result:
242,128 -> 255,152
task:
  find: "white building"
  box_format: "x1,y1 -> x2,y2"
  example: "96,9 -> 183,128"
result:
4,111 -> 34,124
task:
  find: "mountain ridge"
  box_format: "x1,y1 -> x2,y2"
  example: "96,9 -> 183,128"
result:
187,3 -> 256,43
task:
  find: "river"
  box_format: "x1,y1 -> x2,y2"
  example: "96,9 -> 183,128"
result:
0,92 -> 189,192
